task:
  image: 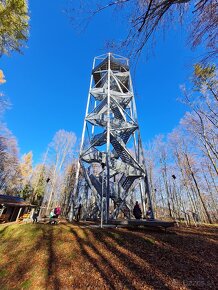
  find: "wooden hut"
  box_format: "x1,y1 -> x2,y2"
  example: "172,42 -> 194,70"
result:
0,195 -> 34,223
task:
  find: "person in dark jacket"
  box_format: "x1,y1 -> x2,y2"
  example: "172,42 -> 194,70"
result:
133,201 -> 142,219
32,210 -> 39,223
76,204 -> 82,222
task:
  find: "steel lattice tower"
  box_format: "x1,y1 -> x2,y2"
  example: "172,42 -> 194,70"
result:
70,53 -> 154,222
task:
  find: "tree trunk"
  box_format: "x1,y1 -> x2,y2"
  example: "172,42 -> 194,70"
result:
185,153 -> 212,224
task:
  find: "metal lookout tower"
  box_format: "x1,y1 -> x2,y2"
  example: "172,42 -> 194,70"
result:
70,53 -> 154,223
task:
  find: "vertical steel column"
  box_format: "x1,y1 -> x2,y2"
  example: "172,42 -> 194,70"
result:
106,52 -> 111,223
100,166 -> 104,228
129,73 -> 147,218
69,57 -> 96,221
139,133 -> 155,219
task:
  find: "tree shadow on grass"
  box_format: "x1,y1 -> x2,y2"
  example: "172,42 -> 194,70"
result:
70,226 -> 136,289
0,225 -> 9,236
0,224 -> 61,290
43,226 -> 61,290
1,223 -> 217,289
65,224 -> 218,289
87,226 -> 218,289
69,226 -> 169,289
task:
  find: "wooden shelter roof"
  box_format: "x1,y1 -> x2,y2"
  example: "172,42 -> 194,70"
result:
0,194 -> 30,207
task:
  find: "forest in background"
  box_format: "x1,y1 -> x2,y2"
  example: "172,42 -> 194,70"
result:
0,0 -> 217,224
1,63 -> 217,224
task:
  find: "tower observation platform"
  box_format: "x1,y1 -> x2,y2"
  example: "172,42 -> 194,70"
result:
69,53 -> 174,229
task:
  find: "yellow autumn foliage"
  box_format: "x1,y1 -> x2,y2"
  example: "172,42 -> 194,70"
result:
0,70 -> 6,84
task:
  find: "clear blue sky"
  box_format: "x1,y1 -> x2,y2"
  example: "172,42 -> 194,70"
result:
1,0 -> 202,164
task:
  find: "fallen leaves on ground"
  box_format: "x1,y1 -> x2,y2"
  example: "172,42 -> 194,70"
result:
0,222 -> 217,289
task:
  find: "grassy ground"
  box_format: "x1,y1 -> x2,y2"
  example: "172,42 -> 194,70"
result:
0,222 -> 217,290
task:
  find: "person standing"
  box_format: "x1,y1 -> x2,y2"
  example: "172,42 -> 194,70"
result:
32,209 -> 39,223
76,204 -> 82,222
54,205 -> 61,218
133,201 -> 142,219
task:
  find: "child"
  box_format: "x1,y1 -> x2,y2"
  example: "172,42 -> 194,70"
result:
32,210 -> 38,223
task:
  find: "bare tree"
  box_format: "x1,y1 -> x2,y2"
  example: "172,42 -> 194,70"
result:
0,70 -> 10,118
0,125 -> 21,194
69,0 -> 217,60
60,161 -> 77,216
30,163 -> 47,204
0,68 -> 21,194
43,130 -> 77,213
181,64 -> 218,175
132,64 -> 217,224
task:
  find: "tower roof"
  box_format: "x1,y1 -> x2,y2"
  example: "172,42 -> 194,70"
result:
93,53 -> 129,74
